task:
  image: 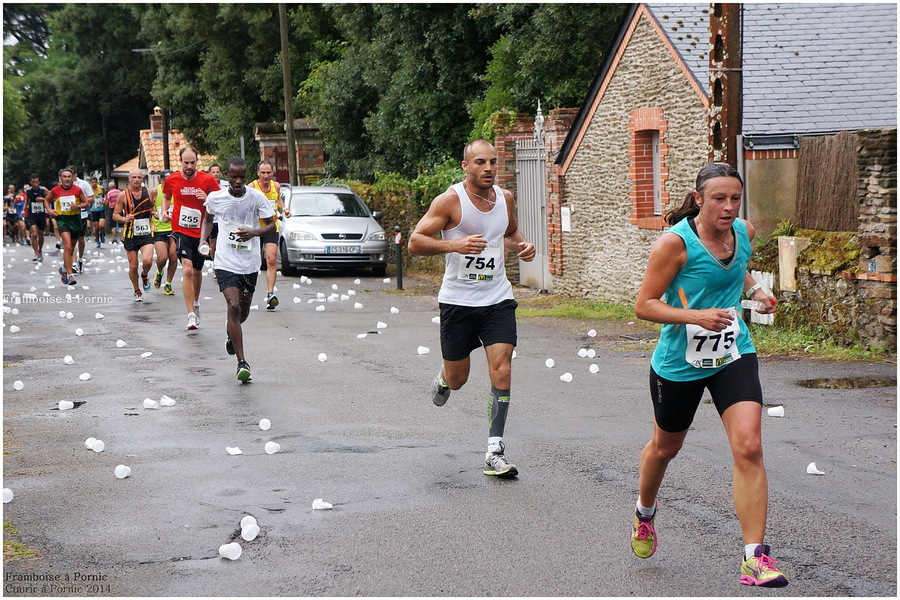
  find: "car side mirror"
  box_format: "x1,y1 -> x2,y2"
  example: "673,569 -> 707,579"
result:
372,211 -> 383,221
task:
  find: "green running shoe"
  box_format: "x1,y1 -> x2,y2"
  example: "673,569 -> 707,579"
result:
631,505 -> 657,559
740,545 -> 788,587
237,360 -> 252,383
483,442 -> 518,478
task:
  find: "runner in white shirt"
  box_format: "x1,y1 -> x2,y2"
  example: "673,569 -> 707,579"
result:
200,157 -> 275,383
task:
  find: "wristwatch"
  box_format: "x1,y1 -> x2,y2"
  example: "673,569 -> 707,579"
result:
746,283 -> 762,298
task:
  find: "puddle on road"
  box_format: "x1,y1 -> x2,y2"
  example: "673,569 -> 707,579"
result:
796,376 -> 896,389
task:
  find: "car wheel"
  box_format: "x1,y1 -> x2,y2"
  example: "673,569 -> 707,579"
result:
280,240 -> 298,276
372,264 -> 387,277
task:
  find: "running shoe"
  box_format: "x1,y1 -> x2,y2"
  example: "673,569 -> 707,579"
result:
431,367 -> 451,406
483,442 -> 518,478
56,242 -> 61,250
266,293 -> 279,310
32,254 -> 40,262
193,303 -> 201,325
186,312 -> 199,330
37,253 -> 43,262
237,360 -> 252,383
100,233 -> 105,243
141,273 -> 150,292
77,259 -> 83,274
153,270 -> 163,289
225,335 -> 235,356
66,275 -> 77,286
133,290 -> 143,303
631,505 -> 658,559
163,283 -> 174,296
95,241 -> 101,248
58,266 -> 68,284
740,545 -> 788,587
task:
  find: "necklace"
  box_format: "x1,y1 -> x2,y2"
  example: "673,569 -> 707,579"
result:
464,183 -> 495,206
698,218 -> 732,252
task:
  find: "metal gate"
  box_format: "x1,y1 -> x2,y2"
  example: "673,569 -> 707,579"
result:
515,107 -> 552,291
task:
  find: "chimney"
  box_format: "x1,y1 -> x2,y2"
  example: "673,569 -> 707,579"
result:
150,106 -> 163,140
708,4 -> 742,165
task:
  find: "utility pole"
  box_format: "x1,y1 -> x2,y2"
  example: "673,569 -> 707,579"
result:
279,4 -> 298,186
708,3 -> 742,165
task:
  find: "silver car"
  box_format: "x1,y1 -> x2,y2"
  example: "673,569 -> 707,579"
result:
276,185 -> 388,276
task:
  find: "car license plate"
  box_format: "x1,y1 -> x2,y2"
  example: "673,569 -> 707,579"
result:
325,245 -> 361,254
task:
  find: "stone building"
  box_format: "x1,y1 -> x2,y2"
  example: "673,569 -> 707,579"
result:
496,3 -> 896,349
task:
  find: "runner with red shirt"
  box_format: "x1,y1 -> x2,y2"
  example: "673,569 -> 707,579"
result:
44,167 -> 89,285
161,146 -> 220,330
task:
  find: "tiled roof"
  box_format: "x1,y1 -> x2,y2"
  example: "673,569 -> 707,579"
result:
139,129 -> 217,173
645,3 -> 897,135
111,155 -> 140,176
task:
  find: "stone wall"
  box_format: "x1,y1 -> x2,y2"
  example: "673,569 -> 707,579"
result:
784,128 -> 897,350
556,13 -> 708,303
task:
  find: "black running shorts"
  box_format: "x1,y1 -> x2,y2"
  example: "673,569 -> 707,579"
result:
171,231 -> 206,270
649,353 -> 763,433
215,269 -> 258,293
438,298 -> 518,361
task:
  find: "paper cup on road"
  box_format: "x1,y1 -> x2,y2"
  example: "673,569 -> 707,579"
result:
560,372 -> 573,383
315,305 -> 325,312
357,333 -> 367,339
92,440 -> 105,453
116,339 -> 126,348
588,329 -> 597,337
3,488 -> 13,503
78,373 -> 91,381
312,498 -> 333,510
293,297 -> 301,304
431,316 -> 440,324
85,437 -> 97,450
577,348 -> 588,358
59,310 -> 66,318
354,302 -> 363,309
807,462 -> 825,475
65,312 -> 74,319
95,312 -> 104,319
218,542 -> 242,560
240,515 -> 257,530
259,418 -> 271,431
767,405 -> 785,417
544,358 -> 555,368
140,352 -> 153,358
589,364 -> 600,374
75,328 -> 84,336
587,349 -> 597,358
160,395 -> 176,406
265,441 -> 280,455
64,355 -> 75,365
143,398 -> 160,409
241,524 -> 260,541
317,353 -> 327,362
376,321 -> 387,329
13,380 -> 24,391
390,307 -> 399,314
417,346 -> 430,355
225,447 -> 242,456
114,465 -> 131,479
9,325 -> 20,333
58,400 -> 74,411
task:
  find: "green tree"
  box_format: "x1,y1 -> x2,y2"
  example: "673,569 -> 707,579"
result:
4,4 -> 156,183
305,4 -> 500,180
469,4 -> 629,136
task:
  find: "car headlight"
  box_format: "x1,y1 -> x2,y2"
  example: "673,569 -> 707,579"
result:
367,231 -> 386,241
290,231 -> 316,241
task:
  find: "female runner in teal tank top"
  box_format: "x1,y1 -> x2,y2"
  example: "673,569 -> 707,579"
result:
629,163 -> 788,587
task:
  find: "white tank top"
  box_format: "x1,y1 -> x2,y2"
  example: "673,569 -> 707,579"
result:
438,182 -> 514,307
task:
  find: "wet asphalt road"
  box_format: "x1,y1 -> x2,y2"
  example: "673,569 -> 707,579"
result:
2,243 -> 896,597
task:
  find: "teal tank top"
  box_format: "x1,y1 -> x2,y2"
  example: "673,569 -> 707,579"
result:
650,217 -> 755,381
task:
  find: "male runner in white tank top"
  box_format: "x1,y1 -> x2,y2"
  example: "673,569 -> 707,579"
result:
409,139 -> 535,478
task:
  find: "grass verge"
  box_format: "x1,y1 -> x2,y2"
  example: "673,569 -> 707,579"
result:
4,520 -> 37,560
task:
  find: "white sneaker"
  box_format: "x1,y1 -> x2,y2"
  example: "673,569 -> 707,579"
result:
186,312 -> 199,330
193,303 -> 201,325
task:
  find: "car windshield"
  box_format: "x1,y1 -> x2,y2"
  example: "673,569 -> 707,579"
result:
289,192 -> 370,217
